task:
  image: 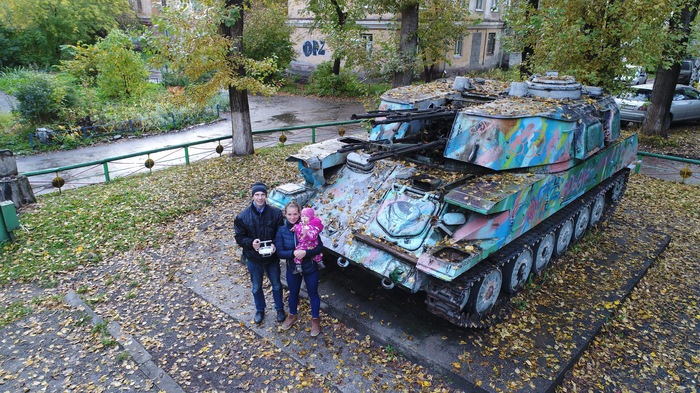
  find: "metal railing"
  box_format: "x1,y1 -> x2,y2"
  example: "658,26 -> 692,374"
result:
635,151 -> 699,184
21,119 -> 365,195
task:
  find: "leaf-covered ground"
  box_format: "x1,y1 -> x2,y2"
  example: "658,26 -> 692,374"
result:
636,122 -> 700,160
0,127 -> 698,392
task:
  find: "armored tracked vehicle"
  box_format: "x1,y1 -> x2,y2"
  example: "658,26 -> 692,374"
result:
269,75 -> 638,327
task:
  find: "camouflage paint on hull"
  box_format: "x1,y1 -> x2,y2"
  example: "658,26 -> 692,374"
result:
268,76 -> 638,308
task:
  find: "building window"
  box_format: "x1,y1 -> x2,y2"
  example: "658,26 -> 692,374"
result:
454,37 -> 463,57
491,0 -> 499,11
136,0 -> 143,12
361,34 -> 373,56
475,0 -> 484,10
486,33 -> 496,55
161,0 -> 167,6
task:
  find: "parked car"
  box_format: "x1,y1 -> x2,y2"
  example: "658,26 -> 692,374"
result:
678,59 -> 694,85
621,65 -> 648,85
615,83 -> 700,123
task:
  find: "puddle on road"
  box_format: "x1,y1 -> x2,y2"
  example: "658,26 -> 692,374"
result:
271,112 -> 300,124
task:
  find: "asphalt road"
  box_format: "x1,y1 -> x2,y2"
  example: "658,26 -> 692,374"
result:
15,95 -> 368,195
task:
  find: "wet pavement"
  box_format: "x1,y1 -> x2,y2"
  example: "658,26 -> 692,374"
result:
16,95 -> 368,195
636,155 -> 699,185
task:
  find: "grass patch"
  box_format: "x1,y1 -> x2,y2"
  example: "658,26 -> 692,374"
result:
0,143 -> 302,286
638,134 -> 680,149
0,300 -> 32,328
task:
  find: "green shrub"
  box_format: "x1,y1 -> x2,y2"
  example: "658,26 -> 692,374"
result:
0,68 -> 41,93
306,62 -> 365,97
14,73 -> 79,124
160,70 -> 190,88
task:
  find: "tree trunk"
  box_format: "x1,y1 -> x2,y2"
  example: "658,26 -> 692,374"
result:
640,66 -> 678,138
332,0 -> 345,76
230,88 -> 254,155
333,58 -> 341,75
223,0 -> 254,155
393,2 -> 419,88
640,3 -> 699,137
422,64 -> 436,83
519,0 -> 538,79
0,177 -> 36,208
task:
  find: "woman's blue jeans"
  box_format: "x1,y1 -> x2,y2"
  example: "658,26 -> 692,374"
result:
286,260 -> 320,318
246,259 -> 284,313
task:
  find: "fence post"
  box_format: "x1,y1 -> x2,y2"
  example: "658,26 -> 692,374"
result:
129,120 -> 135,134
184,146 -> 190,165
216,104 -> 219,118
171,113 -> 176,129
311,127 -> 317,143
81,127 -> 87,139
29,133 -> 34,149
103,162 -> 111,183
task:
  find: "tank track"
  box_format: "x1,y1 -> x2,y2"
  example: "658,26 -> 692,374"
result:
425,169 -> 630,328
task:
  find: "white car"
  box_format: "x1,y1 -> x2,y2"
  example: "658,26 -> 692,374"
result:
615,83 -> 700,123
621,65 -> 648,85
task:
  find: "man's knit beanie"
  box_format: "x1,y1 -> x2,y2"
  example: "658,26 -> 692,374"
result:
251,182 -> 267,196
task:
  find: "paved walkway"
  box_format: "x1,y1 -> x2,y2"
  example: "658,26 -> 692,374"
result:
0,91 -> 17,114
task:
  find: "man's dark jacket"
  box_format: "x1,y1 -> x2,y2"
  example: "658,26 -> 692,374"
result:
234,202 -> 284,264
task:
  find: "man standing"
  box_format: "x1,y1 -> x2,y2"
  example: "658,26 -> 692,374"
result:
234,182 -> 286,324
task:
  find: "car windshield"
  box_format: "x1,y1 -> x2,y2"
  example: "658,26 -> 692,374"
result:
619,89 -> 651,101
683,87 -> 700,99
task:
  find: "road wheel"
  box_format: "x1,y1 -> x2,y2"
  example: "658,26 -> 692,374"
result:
502,248 -> 533,294
468,269 -> 502,316
573,205 -> 591,240
589,194 -> 605,227
608,176 -> 625,203
533,232 -> 555,275
555,218 -> 574,256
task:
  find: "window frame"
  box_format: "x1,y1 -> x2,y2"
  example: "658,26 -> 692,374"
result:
486,32 -> 496,56
454,36 -> 464,58
361,34 -> 374,56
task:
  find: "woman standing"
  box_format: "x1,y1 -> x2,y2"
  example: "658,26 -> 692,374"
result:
274,201 -> 324,336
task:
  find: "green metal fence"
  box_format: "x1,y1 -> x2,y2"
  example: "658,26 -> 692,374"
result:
635,151 -> 699,184
22,119 -> 365,195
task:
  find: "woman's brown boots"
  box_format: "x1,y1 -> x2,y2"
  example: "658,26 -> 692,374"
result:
281,314 -> 297,331
311,318 -> 321,337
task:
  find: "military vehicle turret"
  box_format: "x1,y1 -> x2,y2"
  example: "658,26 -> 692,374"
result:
268,74 -> 638,327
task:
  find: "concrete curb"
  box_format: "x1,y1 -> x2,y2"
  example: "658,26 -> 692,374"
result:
545,232 -> 672,393
64,290 -> 185,393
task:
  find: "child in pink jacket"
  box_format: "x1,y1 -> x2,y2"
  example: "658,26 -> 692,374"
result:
291,207 -> 326,273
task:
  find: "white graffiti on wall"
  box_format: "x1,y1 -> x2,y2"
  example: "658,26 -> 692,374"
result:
302,40 -> 326,57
